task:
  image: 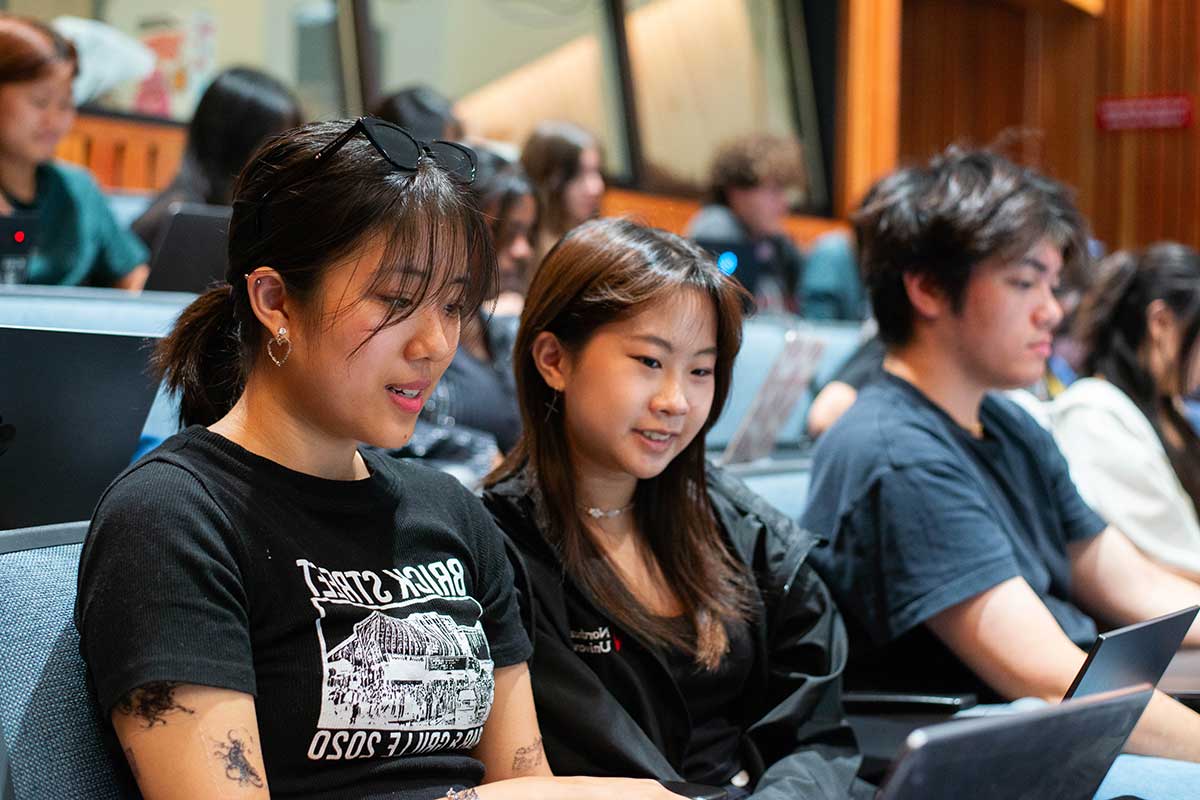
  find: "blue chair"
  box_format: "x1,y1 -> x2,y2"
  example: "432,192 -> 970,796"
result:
0,522 -> 133,799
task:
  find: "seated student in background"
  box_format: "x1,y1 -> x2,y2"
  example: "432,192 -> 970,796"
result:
0,14 -> 148,289
686,133 -> 865,320
75,119 -> 683,800
422,148 -> 536,454
132,66 -> 302,256
371,84 -> 464,142
800,148 -> 1200,789
1048,243 -> 1200,583
484,218 -> 872,800
520,120 -> 605,264
806,334 -> 885,438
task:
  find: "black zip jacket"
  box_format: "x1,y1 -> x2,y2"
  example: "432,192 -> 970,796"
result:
482,464 -> 872,799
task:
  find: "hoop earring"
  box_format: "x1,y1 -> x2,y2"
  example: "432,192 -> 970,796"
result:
267,326 -> 292,367
543,389 -> 560,423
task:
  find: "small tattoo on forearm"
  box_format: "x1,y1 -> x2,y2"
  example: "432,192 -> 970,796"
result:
213,729 -> 265,788
116,682 -> 195,728
511,735 -> 544,772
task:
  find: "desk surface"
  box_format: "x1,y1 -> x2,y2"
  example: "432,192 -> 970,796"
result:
1160,649 -> 1200,696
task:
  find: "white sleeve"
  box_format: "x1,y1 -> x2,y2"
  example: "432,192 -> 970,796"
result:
1052,402 -> 1200,575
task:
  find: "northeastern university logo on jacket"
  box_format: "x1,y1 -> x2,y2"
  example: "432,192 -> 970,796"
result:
570,625 -> 621,654
295,558 -> 494,762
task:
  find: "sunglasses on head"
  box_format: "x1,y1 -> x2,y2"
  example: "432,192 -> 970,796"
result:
252,117 -> 477,234
315,116 -> 477,183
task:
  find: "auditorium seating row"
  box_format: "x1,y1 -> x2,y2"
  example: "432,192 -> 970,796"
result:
2,284 -> 861,530
0,283 -> 860,796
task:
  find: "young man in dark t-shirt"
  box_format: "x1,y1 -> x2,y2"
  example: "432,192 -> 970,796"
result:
801,148 -> 1200,769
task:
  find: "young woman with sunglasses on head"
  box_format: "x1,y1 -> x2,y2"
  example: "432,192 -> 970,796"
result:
75,119 -> 684,800
0,14 -> 149,288
483,218 -> 871,800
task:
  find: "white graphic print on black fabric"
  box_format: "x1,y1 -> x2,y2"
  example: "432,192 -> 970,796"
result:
296,559 -> 494,761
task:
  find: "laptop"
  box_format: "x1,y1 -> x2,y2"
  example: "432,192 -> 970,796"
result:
1065,605 -> 1199,699
719,328 -> 824,465
0,211 -> 40,285
878,684 -> 1153,800
0,325 -> 159,528
145,202 -> 231,293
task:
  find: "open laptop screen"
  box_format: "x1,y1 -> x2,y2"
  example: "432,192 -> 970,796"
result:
0,325 -> 158,528
878,684 -> 1153,800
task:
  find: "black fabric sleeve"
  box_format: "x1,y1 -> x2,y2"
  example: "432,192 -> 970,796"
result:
845,462 -> 1023,645
746,561 -> 870,800
458,488 -> 532,669
75,460 -> 256,714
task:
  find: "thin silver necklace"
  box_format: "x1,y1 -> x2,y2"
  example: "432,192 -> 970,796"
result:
582,502 -> 635,520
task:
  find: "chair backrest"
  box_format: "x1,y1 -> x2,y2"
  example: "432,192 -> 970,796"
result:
0,522 -> 134,800
0,285 -> 194,337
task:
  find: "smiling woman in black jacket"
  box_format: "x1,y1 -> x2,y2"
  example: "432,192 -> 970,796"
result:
482,218 -> 870,799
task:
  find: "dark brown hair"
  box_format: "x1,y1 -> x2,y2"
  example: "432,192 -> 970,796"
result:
155,119 -> 495,428
855,146 -> 1090,347
709,132 -> 805,206
1075,243 -> 1200,511
181,66 -> 304,205
520,120 -> 599,243
0,14 -> 78,85
486,218 -> 753,668
473,147 -> 535,293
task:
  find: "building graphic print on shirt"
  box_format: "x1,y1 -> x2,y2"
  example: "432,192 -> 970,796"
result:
295,558 -> 495,761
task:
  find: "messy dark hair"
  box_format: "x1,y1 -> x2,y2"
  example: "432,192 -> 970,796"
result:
855,146 -> 1090,346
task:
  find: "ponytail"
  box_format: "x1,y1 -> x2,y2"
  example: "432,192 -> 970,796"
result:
153,284 -> 246,427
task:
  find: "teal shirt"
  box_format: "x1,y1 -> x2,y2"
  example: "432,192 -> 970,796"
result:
13,162 -> 148,286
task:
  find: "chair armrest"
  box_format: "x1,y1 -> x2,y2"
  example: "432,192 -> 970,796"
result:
842,690 -> 977,715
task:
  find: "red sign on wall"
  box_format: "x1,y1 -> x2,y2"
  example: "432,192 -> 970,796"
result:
1096,95 -> 1193,131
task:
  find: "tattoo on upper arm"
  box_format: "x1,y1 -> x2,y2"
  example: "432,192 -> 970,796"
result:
115,682 -> 195,728
511,735 -> 544,773
209,729 -> 265,789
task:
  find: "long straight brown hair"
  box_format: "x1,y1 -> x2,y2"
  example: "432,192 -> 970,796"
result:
487,218 -> 754,668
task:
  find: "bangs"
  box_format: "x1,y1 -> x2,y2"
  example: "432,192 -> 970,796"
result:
323,161 -> 496,353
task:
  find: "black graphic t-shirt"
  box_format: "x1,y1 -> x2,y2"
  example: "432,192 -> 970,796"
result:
76,426 -> 532,799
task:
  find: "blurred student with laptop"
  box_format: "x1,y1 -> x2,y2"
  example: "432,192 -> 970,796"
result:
0,14 -> 148,289
802,147 -> 1200,796
687,133 -> 865,320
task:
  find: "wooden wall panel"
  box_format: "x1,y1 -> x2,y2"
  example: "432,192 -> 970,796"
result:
836,0 -> 902,216
55,114 -> 185,193
900,0 -> 1200,251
